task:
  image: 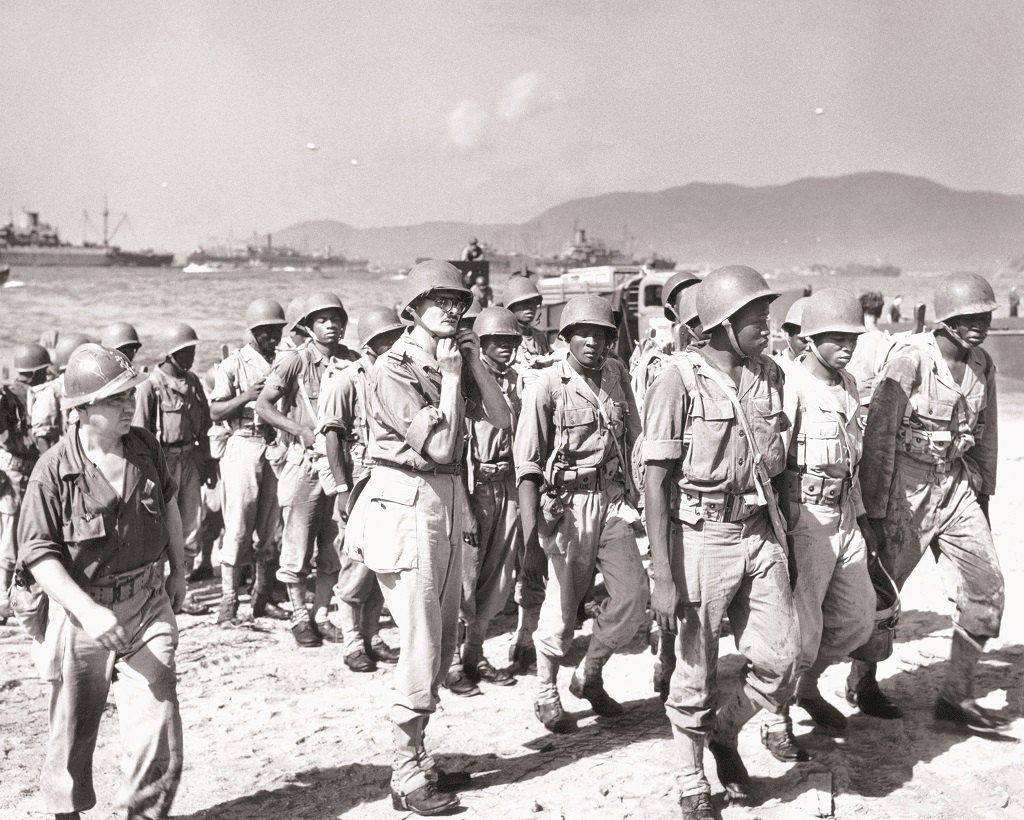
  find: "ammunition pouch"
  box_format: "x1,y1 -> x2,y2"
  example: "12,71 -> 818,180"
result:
474,460 -> 512,483
676,489 -> 760,524
786,471 -> 851,508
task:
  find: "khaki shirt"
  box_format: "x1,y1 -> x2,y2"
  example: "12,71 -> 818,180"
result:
468,356 -> 520,466
134,368 -> 211,447
366,333 -> 480,470
30,376 -> 64,445
511,326 -> 552,370
643,350 -> 788,495
209,344 -> 274,437
782,359 -> 865,515
317,354 -> 373,475
861,331 -> 997,517
515,357 -> 639,485
265,343 -> 357,440
18,425 -> 177,582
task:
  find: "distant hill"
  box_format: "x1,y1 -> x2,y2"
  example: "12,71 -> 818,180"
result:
265,172 -> 1024,271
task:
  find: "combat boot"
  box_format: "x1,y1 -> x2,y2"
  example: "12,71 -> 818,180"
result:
707,740 -> 750,802
252,559 -> 289,620
216,563 -> 242,626
569,642 -> 623,716
678,793 -> 719,820
535,651 -> 576,733
367,635 -> 400,664
287,583 -> 322,648
846,660 -> 901,719
935,628 -> 1009,733
390,784 -> 459,816
760,707 -> 810,763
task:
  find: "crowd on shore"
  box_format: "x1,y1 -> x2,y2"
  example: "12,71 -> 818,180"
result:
0,260 -> 1009,820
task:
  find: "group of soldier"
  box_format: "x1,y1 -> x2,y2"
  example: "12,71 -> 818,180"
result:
0,258 -> 1008,819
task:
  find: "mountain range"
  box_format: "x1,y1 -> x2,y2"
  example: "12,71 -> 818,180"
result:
265,172 -> 1024,271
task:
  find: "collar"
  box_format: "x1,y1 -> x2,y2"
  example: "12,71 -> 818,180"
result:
57,424 -> 144,499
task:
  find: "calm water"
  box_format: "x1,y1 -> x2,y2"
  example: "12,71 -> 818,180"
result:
1,264 -> 1022,379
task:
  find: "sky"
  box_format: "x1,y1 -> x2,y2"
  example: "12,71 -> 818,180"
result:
2,0 -> 1022,253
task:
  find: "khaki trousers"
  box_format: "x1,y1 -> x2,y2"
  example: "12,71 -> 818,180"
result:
218,434 -> 279,567
275,449 -> 340,584
164,448 -> 201,561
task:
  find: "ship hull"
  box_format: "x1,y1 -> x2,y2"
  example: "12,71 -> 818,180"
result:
1,246 -> 174,267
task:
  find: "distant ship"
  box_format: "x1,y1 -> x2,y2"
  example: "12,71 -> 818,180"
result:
0,205 -> 174,267
185,234 -> 368,272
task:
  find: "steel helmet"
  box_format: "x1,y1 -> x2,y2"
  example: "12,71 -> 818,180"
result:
13,343 -> 51,373
300,292 -> 348,328
662,271 -> 700,320
63,344 -> 149,410
696,265 -> 779,331
800,289 -> 867,337
100,322 -> 141,352
782,296 -> 809,331
474,306 -> 522,339
461,297 -> 484,325
677,285 -> 701,327
54,332 -> 94,371
398,260 -> 470,320
933,272 -> 997,322
284,296 -> 307,333
245,298 -> 287,331
160,323 -> 200,357
558,294 -> 617,336
357,306 -> 404,346
504,276 -> 543,309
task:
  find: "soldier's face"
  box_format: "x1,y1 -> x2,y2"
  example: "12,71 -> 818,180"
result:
481,334 -> 520,365
567,324 -> 611,368
252,324 -> 283,356
307,309 -> 346,344
512,299 -> 541,327
172,346 -> 196,371
785,328 -> 808,357
946,312 -> 991,347
85,390 -> 136,437
413,291 -> 468,338
367,328 -> 405,357
811,332 -> 859,369
732,298 -> 772,357
118,343 -> 141,364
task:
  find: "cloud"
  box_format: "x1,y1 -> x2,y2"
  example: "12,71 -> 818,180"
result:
497,72 -> 565,121
448,99 -> 488,150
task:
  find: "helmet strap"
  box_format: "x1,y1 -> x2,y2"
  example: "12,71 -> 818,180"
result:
807,338 -> 841,375
721,318 -> 746,359
937,322 -> 972,351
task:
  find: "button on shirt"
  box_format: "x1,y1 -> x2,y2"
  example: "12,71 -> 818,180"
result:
643,350 -> 788,495
515,357 -> 640,484
367,333 -> 481,471
18,426 -> 177,583
209,344 -> 274,436
317,354 -> 372,474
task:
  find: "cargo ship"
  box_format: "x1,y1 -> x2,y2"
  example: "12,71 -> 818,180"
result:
185,234 -> 367,272
0,206 -> 174,267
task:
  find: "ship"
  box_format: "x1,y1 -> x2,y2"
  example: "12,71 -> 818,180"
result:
482,227 -> 675,277
0,204 -> 174,268
185,234 -> 368,272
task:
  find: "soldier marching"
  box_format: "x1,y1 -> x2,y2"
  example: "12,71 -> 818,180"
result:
2,264 -> 1012,820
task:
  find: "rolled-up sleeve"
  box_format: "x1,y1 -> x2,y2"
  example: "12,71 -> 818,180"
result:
17,470 -> 66,570
514,377 -> 554,483
208,359 -> 236,403
643,367 -> 688,462
373,360 -> 441,458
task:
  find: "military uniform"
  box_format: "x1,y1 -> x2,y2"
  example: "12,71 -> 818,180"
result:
18,425 -> 182,818
511,326 -> 552,371
344,331 -> 480,796
265,342 -> 357,610
459,353 -> 522,670
643,349 -> 799,799
0,379 -> 40,577
773,358 -> 873,721
854,331 -> 1002,702
515,356 -> 648,701
316,352 -> 388,659
29,375 -> 66,449
134,367 -> 212,565
210,344 -> 279,572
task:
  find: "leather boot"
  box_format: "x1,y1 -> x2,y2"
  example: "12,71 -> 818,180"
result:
935,629 -> 1009,732
535,652 -> 575,733
760,706 -> 810,763
338,600 -> 374,669
217,563 -> 242,626
287,582 -> 322,647
391,719 -> 460,815
710,685 -> 759,799
569,641 -> 624,716
846,660 -> 901,719
672,725 -> 713,816
707,739 -> 751,802
679,793 -> 719,820
252,559 -> 289,619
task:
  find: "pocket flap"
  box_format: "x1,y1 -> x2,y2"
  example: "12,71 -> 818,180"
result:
802,420 -> 840,440
698,398 -> 734,421
63,513 -> 107,544
562,406 -> 597,427
372,480 -> 418,507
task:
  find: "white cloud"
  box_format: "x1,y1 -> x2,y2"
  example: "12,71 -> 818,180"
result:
497,71 -> 543,120
448,99 -> 488,150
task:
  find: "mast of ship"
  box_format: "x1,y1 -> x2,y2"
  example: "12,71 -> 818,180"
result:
103,195 -> 109,247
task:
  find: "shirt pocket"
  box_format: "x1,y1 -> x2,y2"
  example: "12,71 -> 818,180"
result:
801,420 -> 845,472
683,397 -> 733,483
561,405 -> 598,454
62,511 -> 107,545
356,473 -> 420,573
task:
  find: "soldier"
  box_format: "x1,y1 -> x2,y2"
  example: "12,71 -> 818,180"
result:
766,289 -> 875,752
504,275 -> 553,370
18,344 -> 185,820
447,306 -> 523,694
0,343 -> 50,624
100,321 -> 143,364
848,272 -> 1006,732
255,292 -> 359,648
210,298 -> 290,625
847,291 -> 889,407
462,237 -> 484,262
278,296 -> 309,357
345,260 -> 511,815
515,294 -> 648,735
777,296 -> 809,363
31,332 -> 92,454
133,323 -> 214,589
644,265 -> 799,819
316,305 -> 405,672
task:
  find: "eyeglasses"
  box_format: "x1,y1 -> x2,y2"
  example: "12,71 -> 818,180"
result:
429,296 -> 471,315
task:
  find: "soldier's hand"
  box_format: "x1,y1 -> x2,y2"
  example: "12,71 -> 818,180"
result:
243,380 -> 265,402
651,576 -> 678,636
521,534 -> 547,584
334,491 -> 350,523
455,327 -> 481,360
436,338 -> 463,376
463,508 -> 480,547
166,567 -> 186,613
80,604 -> 128,652
297,426 -> 316,449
